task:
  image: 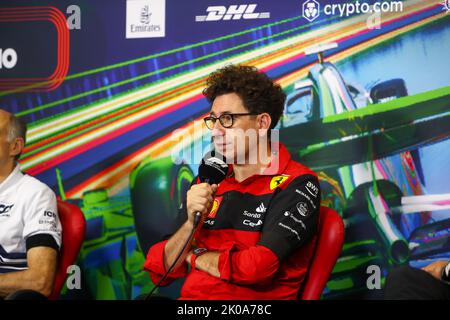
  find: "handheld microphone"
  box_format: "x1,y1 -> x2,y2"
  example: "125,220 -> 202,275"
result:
194,152 -> 229,227
145,151 -> 228,300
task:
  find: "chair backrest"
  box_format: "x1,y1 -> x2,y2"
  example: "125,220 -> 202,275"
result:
49,200 -> 86,300
299,206 -> 345,300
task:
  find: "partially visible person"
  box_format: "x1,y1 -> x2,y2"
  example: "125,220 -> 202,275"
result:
384,260 -> 450,300
0,109 -> 61,299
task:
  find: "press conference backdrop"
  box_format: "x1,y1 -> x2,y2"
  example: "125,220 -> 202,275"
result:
0,0 -> 449,299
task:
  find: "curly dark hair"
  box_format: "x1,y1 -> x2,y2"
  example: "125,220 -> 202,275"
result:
203,65 -> 286,129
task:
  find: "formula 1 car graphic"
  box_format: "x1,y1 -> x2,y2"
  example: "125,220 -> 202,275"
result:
130,43 -> 450,299
275,43 -> 449,298
280,43 -> 450,298
57,186 -> 153,300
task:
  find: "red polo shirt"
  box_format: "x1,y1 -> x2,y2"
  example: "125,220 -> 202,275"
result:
144,143 -> 320,299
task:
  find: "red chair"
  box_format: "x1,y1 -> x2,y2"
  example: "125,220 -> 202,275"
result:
299,206 -> 345,300
49,200 -> 86,300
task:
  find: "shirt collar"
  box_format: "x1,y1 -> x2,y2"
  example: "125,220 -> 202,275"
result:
0,165 -> 24,194
260,142 -> 291,176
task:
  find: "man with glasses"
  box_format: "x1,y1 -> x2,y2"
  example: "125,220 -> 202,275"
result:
145,65 -> 321,299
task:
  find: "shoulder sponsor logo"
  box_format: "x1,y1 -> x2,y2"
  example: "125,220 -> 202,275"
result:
296,202 -> 309,217
44,210 -> 56,218
243,219 -> 262,228
39,210 -> 58,227
204,219 -> 215,226
306,180 -> 319,198
295,188 -> 317,210
278,222 -> 301,241
270,175 -> 290,190
196,4 -> 270,22
126,0 -> 165,39
255,202 -> 266,213
38,219 -> 58,228
284,211 -> 307,230
0,202 -> 14,216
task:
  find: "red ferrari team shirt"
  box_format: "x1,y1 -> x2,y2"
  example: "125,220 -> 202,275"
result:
145,143 -> 321,300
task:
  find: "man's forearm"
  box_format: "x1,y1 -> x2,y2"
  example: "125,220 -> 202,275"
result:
0,270 -> 51,298
163,221 -> 197,271
188,251 -> 221,278
186,246 -> 280,285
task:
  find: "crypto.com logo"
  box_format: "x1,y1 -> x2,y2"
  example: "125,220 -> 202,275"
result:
303,0 -> 320,22
195,4 -> 270,22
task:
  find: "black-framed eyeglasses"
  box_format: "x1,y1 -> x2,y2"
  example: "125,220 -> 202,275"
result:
203,113 -> 259,130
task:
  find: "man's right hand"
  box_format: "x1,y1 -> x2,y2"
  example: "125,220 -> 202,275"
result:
186,183 -> 218,225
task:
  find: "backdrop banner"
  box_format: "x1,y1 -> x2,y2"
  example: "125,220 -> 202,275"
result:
0,0 -> 449,300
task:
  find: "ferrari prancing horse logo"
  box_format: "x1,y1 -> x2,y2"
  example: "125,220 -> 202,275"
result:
270,175 -> 290,190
